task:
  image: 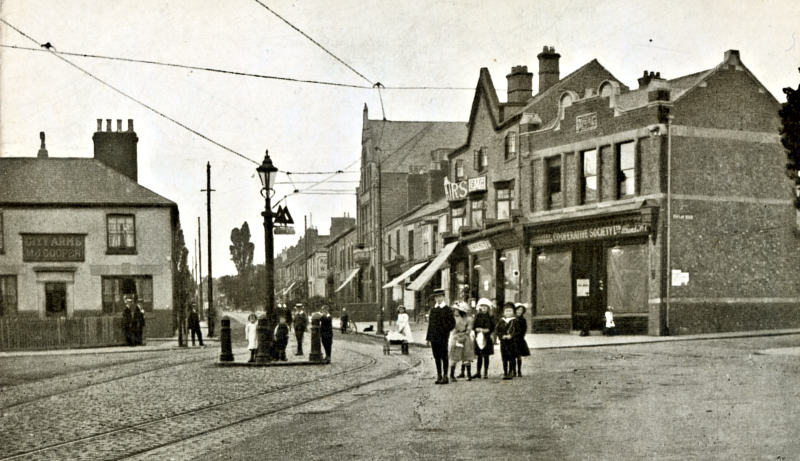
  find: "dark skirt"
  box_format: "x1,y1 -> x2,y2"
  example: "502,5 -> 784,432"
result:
500,339 -> 516,360
473,331 -> 494,356
515,336 -> 531,357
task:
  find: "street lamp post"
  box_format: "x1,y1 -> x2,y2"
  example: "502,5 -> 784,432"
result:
255,150 -> 279,362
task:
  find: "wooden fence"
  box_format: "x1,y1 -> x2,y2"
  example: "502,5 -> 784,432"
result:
0,316 -> 125,351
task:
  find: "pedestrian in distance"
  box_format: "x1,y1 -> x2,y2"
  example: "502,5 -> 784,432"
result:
121,295 -> 133,346
293,304 -> 308,356
426,288 -> 455,385
513,303 -> 531,377
604,306 -> 617,336
449,302 -> 475,382
245,313 -> 258,362
340,307 -> 349,334
274,315 -> 289,361
495,302 -> 517,380
320,305 -> 333,362
187,303 -> 204,347
132,303 -> 146,346
472,298 -> 495,379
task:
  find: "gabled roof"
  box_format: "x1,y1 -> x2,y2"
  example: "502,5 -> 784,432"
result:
0,157 -> 176,207
364,116 -> 467,173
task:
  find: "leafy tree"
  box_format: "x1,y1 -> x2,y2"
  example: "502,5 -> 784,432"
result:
229,222 -> 255,308
779,68 -> 800,210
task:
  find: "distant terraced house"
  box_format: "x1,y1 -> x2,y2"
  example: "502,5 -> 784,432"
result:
0,119 -> 180,350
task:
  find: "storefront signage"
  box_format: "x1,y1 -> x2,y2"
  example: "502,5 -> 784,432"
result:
576,112 -> 597,133
576,279 -> 590,297
467,240 -> 492,253
531,222 -> 650,246
22,233 -> 85,262
671,269 -> 689,286
444,175 -> 487,201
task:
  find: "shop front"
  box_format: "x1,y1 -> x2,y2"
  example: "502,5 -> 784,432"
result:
528,204 -> 658,334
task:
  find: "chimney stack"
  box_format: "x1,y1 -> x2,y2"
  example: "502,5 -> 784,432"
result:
638,70 -> 665,89
93,118 -> 139,182
37,132 -> 48,158
537,46 -> 560,93
506,65 -> 533,104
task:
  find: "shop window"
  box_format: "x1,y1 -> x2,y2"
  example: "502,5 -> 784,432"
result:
45,282 -> 67,317
496,183 -> 514,220
547,156 -> 562,209
505,132 -> 517,160
470,197 -> 485,228
455,159 -> 465,180
408,229 -> 414,260
102,276 -> 154,313
617,141 -> 636,198
581,149 -> 598,204
501,249 -> 520,303
0,275 -> 17,316
607,245 -> 648,313
451,206 -> 465,232
107,214 -> 136,254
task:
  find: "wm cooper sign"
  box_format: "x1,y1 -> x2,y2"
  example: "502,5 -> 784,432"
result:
530,221 -> 650,246
444,175 -> 487,201
22,233 -> 86,262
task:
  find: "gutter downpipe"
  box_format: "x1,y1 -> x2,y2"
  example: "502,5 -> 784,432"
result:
665,115 -> 674,336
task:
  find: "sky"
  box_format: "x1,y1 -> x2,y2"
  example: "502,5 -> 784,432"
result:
1,0 -> 798,276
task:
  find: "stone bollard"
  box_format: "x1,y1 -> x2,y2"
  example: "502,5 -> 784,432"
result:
255,317 -> 272,363
308,312 -> 323,363
219,317 -> 234,362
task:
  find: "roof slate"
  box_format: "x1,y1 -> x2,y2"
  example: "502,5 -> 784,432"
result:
365,119 -> 467,173
0,157 -> 176,207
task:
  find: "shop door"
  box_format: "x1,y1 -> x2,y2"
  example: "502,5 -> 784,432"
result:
45,282 -> 67,317
572,245 -> 606,330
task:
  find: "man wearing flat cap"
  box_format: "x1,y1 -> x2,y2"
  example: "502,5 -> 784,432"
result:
426,288 -> 455,384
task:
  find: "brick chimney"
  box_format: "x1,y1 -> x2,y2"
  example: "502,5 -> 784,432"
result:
537,46 -> 560,93
93,118 -> 138,182
637,70 -> 665,89
37,132 -> 48,158
506,65 -> 533,104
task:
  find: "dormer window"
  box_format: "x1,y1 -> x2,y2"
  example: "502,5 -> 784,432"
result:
599,81 -> 615,98
559,92 -> 574,120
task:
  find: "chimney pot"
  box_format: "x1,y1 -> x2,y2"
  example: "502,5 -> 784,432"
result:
537,45 -> 561,93
106,119 -> 112,131
96,119 -> 102,131
127,119 -> 134,132
37,131 -> 48,158
116,119 -> 122,132
506,65 -> 533,104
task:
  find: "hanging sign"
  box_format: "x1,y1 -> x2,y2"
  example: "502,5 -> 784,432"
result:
467,240 -> 492,253
444,175 -> 487,201
576,279 -> 590,297
273,205 -> 295,225
274,226 -> 295,235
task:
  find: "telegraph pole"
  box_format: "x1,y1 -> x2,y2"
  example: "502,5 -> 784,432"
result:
202,163 -> 216,336
197,217 -> 204,320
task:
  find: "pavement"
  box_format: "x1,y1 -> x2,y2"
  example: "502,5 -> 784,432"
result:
334,318 -> 800,349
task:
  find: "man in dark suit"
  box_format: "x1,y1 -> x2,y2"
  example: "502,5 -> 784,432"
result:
292,304 -> 308,355
121,295 -> 133,346
426,288 -> 455,384
187,302 -> 203,346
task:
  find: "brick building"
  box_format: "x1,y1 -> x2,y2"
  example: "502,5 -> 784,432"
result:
326,225 -> 358,302
0,120 -> 180,348
418,47 -> 799,335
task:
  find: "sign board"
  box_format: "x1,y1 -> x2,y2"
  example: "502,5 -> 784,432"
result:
467,240 -> 492,253
444,175 -> 487,201
530,221 -> 650,246
576,278 -> 590,297
671,269 -> 689,286
22,233 -> 85,262
274,226 -> 295,235
273,205 -> 294,225
576,112 -> 598,133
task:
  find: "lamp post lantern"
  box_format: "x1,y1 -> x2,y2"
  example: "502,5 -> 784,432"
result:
255,150 -> 279,362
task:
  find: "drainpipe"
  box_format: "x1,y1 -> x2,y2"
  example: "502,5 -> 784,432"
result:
665,115 -> 674,336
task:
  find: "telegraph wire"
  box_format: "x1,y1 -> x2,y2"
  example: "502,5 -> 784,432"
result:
251,0 -> 373,85
0,19 -> 261,166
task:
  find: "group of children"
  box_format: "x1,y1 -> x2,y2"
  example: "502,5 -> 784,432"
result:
244,304 -> 333,362
447,298 -> 530,381
245,312 -> 292,362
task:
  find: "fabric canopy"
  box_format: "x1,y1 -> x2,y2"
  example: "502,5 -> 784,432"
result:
407,242 -> 458,292
281,281 -> 297,296
335,268 -> 360,293
382,261 -> 428,289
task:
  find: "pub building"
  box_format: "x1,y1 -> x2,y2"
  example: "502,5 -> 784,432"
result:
0,120 -> 179,348
437,48 -> 800,335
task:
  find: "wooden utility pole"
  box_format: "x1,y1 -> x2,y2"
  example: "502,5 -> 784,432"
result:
197,217 -> 204,319
203,162 -> 215,336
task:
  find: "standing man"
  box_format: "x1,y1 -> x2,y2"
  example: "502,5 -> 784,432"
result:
320,305 -> 334,362
426,288 -> 455,385
340,308 -> 349,334
187,302 -> 204,346
293,303 -> 308,356
132,303 -> 146,346
121,295 -> 133,346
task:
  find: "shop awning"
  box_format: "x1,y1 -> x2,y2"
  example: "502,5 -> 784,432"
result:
407,242 -> 458,292
382,261 -> 428,289
335,268 -> 360,293
281,281 -> 297,296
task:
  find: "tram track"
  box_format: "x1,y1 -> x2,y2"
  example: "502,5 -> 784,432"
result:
1,346 -> 419,461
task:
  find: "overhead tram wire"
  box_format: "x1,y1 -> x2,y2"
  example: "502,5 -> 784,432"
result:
0,19 -> 260,166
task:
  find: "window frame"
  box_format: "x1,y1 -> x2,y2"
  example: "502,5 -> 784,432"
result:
407,228 -> 414,260
580,149 -> 599,204
470,196 -> 485,228
0,275 -> 18,317
451,204 -> 466,233
495,181 -> 515,220
0,212 -> 4,254
546,156 -> 563,210
616,141 -> 637,199
455,159 -> 465,180
101,275 -> 154,314
106,214 -> 137,255
505,132 -> 517,161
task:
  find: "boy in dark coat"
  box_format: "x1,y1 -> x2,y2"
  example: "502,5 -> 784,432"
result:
320,305 -> 333,362
274,315 -> 289,361
425,288 -> 455,385
293,304 -> 308,355
495,302 -> 517,380
187,303 -> 203,346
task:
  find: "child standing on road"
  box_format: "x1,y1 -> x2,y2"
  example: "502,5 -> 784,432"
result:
448,303 -> 473,382
472,298 -> 495,379
604,306 -> 616,336
245,313 -> 258,362
494,302 -> 517,380
513,304 -> 530,377
275,315 -> 289,361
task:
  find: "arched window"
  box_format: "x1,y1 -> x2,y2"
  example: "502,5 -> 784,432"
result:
599,81 -> 615,98
559,92 -> 574,120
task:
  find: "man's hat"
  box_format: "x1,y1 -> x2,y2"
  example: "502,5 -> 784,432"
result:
433,288 -> 445,295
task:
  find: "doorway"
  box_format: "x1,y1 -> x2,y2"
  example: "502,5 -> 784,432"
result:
45,282 -> 67,317
572,244 -> 606,331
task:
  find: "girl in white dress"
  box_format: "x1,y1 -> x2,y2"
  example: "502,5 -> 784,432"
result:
245,313 -> 258,362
